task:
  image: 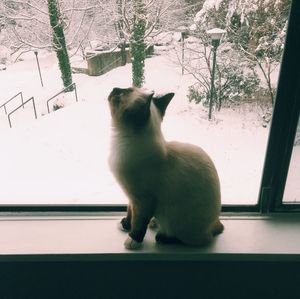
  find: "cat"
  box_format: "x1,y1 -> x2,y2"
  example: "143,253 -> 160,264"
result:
108,86 -> 224,250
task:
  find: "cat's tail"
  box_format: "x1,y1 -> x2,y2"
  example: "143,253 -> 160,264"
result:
211,219 -> 224,236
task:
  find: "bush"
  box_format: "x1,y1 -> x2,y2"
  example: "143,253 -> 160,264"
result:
187,85 -> 205,104
188,64 -> 260,110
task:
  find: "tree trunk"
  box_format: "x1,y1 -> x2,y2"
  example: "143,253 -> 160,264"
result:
257,59 -> 274,105
116,0 -> 127,66
47,0 -> 73,91
130,0 -> 146,88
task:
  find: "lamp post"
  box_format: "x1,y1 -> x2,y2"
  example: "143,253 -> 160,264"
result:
178,26 -> 189,75
206,28 -> 226,120
33,49 -> 44,87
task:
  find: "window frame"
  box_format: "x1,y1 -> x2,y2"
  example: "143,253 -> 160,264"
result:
258,0 -> 300,213
0,0 -> 299,214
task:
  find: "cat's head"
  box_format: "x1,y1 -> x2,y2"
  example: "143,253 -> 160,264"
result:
108,87 -> 174,131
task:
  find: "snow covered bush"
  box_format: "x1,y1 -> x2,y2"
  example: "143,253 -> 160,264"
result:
192,0 -> 291,105
182,30 -> 260,114
53,102 -> 64,111
187,58 -> 260,109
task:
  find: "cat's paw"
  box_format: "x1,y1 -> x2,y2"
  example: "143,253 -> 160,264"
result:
155,232 -> 181,244
118,218 -> 131,232
118,222 -> 127,232
148,217 -> 159,230
124,237 -> 142,250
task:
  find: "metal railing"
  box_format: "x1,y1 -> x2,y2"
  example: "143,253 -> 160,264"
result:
0,92 -> 24,115
8,97 -> 37,128
46,83 -> 78,113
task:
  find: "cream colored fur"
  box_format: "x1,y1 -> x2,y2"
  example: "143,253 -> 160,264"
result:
108,87 -> 223,249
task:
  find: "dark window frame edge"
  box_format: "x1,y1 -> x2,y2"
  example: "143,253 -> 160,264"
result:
0,1 -> 299,215
258,0 -> 300,213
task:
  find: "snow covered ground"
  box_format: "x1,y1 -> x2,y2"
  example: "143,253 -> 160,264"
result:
0,50 -> 289,206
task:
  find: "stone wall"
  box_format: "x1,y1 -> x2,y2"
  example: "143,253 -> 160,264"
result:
84,45 -> 154,76
86,48 -> 131,76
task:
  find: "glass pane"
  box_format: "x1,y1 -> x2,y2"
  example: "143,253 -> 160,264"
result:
283,115 -> 300,203
0,0 -> 291,206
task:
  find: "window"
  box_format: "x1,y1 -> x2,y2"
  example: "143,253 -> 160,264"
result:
283,115 -> 300,203
258,0 -> 300,213
0,0 -> 298,213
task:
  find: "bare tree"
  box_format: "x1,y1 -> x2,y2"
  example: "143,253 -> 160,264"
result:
0,0 -> 101,88
110,0 -> 188,86
1,0 -> 53,53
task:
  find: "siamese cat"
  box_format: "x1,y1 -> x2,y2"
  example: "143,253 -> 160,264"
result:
108,87 -> 224,250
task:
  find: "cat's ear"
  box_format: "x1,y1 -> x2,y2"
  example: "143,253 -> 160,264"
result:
144,92 -> 155,105
153,93 -> 175,118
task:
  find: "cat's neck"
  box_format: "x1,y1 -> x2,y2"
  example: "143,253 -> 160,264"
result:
110,118 -> 167,164
112,122 -> 165,150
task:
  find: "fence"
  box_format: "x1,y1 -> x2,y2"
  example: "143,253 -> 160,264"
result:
8,96 -> 37,128
46,83 -> 78,113
0,92 -> 24,115
3,83 -> 79,128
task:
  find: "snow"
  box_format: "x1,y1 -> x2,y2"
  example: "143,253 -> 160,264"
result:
194,0 -> 224,23
283,146 -> 300,203
0,49 -> 294,206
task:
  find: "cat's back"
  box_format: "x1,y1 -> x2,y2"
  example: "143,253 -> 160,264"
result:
156,140 -> 221,238
163,140 -> 221,202
166,141 -> 217,173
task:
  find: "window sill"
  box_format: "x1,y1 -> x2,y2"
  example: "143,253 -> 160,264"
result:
0,213 -> 300,262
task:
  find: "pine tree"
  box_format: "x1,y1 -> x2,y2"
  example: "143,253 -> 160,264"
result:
47,0 -> 73,91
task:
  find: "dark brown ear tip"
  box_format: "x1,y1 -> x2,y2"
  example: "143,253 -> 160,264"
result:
111,87 -> 122,95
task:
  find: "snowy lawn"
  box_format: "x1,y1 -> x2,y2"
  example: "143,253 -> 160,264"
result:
0,51 -> 274,205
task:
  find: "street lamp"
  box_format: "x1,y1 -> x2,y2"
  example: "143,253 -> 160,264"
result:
178,26 -> 189,75
33,49 -> 44,87
206,28 -> 226,120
